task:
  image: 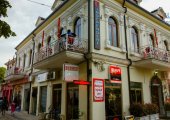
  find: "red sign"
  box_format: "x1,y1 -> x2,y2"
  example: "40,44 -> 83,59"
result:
109,66 -> 122,83
93,78 -> 104,102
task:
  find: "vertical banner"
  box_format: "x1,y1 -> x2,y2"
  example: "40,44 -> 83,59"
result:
109,66 -> 122,83
42,31 -> 44,47
154,29 -> 158,47
57,18 -> 61,40
94,0 -> 100,50
93,78 -> 104,102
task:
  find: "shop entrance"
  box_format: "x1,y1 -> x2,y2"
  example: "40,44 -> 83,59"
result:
32,87 -> 37,115
53,84 -> 61,114
105,82 -> 122,120
40,86 -> 47,112
151,75 -> 165,115
66,83 -> 79,120
24,89 -> 30,111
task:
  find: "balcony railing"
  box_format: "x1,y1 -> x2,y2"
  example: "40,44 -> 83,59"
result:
134,46 -> 170,62
34,37 -> 88,63
5,67 -> 23,78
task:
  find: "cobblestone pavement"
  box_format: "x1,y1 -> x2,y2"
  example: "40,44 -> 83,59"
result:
0,111 -> 38,120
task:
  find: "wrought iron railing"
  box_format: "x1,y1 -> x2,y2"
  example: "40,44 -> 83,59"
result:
34,37 -> 88,63
5,67 -> 23,77
134,46 -> 170,62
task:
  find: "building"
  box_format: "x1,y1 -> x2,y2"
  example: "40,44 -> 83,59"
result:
13,0 -> 170,120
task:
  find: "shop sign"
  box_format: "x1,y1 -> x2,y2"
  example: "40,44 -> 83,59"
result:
93,78 -> 104,102
109,66 -> 122,83
63,64 -> 79,82
94,0 -> 100,50
37,72 -> 48,82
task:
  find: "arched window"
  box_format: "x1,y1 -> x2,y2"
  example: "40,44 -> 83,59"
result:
149,34 -> 154,47
164,40 -> 169,51
131,26 -> 139,52
74,18 -> 81,39
29,49 -> 32,66
108,17 -> 118,47
38,43 -> 41,52
47,36 -> 51,47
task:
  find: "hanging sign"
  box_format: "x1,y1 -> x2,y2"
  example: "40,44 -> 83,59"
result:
93,78 -> 104,102
37,72 -> 48,82
63,64 -> 79,82
109,66 -> 122,83
94,0 -> 100,50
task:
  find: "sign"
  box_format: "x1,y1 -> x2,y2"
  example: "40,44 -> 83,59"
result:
93,78 -> 104,102
37,72 -> 48,82
94,0 -> 100,50
109,66 -> 122,83
63,64 -> 79,82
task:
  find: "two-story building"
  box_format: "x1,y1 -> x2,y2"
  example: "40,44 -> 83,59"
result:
12,0 -> 170,120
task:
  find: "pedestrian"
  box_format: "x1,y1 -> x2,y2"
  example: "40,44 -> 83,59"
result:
0,97 -> 3,114
3,97 -> 8,111
1,97 -> 6,115
11,100 -> 16,116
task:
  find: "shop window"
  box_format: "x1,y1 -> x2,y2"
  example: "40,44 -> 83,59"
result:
108,17 -> 119,47
131,26 -> 139,53
67,83 -> 79,120
105,81 -> 122,120
53,84 -> 62,114
74,17 -> 81,39
130,82 -> 142,104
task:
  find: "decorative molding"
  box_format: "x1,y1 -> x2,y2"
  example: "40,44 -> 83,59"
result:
93,60 -> 105,72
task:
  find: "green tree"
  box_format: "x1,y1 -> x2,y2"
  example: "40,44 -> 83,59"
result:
0,0 -> 16,38
0,67 -> 6,83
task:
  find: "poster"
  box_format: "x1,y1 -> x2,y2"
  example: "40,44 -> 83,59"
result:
109,66 -> 122,83
93,78 -> 104,102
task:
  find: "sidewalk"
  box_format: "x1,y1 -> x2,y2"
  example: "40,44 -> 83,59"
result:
5,110 -> 38,120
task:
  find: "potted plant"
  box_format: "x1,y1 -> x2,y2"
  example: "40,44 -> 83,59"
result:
165,102 -> 170,117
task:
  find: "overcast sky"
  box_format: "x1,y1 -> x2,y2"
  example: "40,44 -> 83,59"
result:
0,0 -> 170,67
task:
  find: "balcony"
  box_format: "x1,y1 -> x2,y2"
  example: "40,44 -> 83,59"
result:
33,36 -> 88,69
133,46 -> 170,70
5,67 -> 25,81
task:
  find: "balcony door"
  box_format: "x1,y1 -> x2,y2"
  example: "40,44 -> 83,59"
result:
66,83 -> 79,120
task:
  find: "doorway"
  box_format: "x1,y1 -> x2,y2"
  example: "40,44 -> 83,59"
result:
66,83 -> 79,120
32,87 -> 37,115
151,75 -> 165,115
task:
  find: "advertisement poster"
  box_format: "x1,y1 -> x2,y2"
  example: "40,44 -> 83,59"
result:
93,78 -> 104,102
63,64 -> 79,82
109,66 -> 122,83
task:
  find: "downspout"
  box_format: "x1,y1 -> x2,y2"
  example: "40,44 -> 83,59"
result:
122,0 -> 132,105
28,33 -> 36,114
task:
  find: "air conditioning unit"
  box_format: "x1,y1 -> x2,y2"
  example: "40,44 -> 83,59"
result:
47,71 -> 55,80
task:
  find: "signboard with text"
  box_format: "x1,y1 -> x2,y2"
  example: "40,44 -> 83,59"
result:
63,64 -> 79,82
93,78 -> 104,102
37,72 -> 48,82
109,66 -> 122,83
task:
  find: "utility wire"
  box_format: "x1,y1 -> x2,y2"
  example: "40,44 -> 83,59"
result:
27,0 -> 51,8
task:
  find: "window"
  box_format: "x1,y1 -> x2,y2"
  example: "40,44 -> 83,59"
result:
149,34 -> 155,47
131,27 -> 139,53
47,36 -> 51,47
29,49 -> 32,66
18,57 -> 21,67
108,17 -> 118,47
23,54 -> 26,68
74,18 -> 81,39
130,82 -> 142,104
164,40 -> 169,51
38,43 -> 41,52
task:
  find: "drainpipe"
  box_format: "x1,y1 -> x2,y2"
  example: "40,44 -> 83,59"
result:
122,0 -> 132,105
28,33 -> 36,114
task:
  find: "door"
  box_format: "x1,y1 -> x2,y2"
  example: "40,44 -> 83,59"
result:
32,87 -> 37,115
40,86 -> 47,112
67,83 -> 79,120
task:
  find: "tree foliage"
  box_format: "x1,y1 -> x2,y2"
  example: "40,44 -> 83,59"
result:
0,67 -> 6,83
0,0 -> 16,38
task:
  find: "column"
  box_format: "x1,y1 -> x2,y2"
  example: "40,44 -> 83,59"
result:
36,86 -> 40,116
29,86 -> 33,114
21,85 -> 25,111
61,82 -> 66,118
46,82 -> 52,113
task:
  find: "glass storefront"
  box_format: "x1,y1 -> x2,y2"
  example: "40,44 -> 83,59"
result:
67,83 -> 79,120
130,82 -> 142,104
105,81 -> 122,120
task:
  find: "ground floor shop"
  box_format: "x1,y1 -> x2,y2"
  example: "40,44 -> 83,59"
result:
29,62 -> 170,120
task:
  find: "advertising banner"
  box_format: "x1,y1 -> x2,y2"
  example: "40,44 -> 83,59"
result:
63,64 -> 79,82
93,78 -> 104,102
109,66 -> 122,83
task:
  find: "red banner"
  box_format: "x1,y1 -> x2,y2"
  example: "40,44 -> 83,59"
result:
109,66 -> 122,83
154,29 -> 158,46
57,18 -> 61,40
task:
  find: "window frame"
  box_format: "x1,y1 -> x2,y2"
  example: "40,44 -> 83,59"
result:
74,17 -> 81,39
131,26 -> 139,53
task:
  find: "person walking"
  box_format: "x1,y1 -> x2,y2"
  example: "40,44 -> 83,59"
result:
11,100 -> 16,116
0,97 -> 3,115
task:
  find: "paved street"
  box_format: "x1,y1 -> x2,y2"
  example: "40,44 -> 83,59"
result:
0,111 -> 38,120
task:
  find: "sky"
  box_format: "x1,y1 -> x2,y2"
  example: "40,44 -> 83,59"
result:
0,0 -> 170,67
